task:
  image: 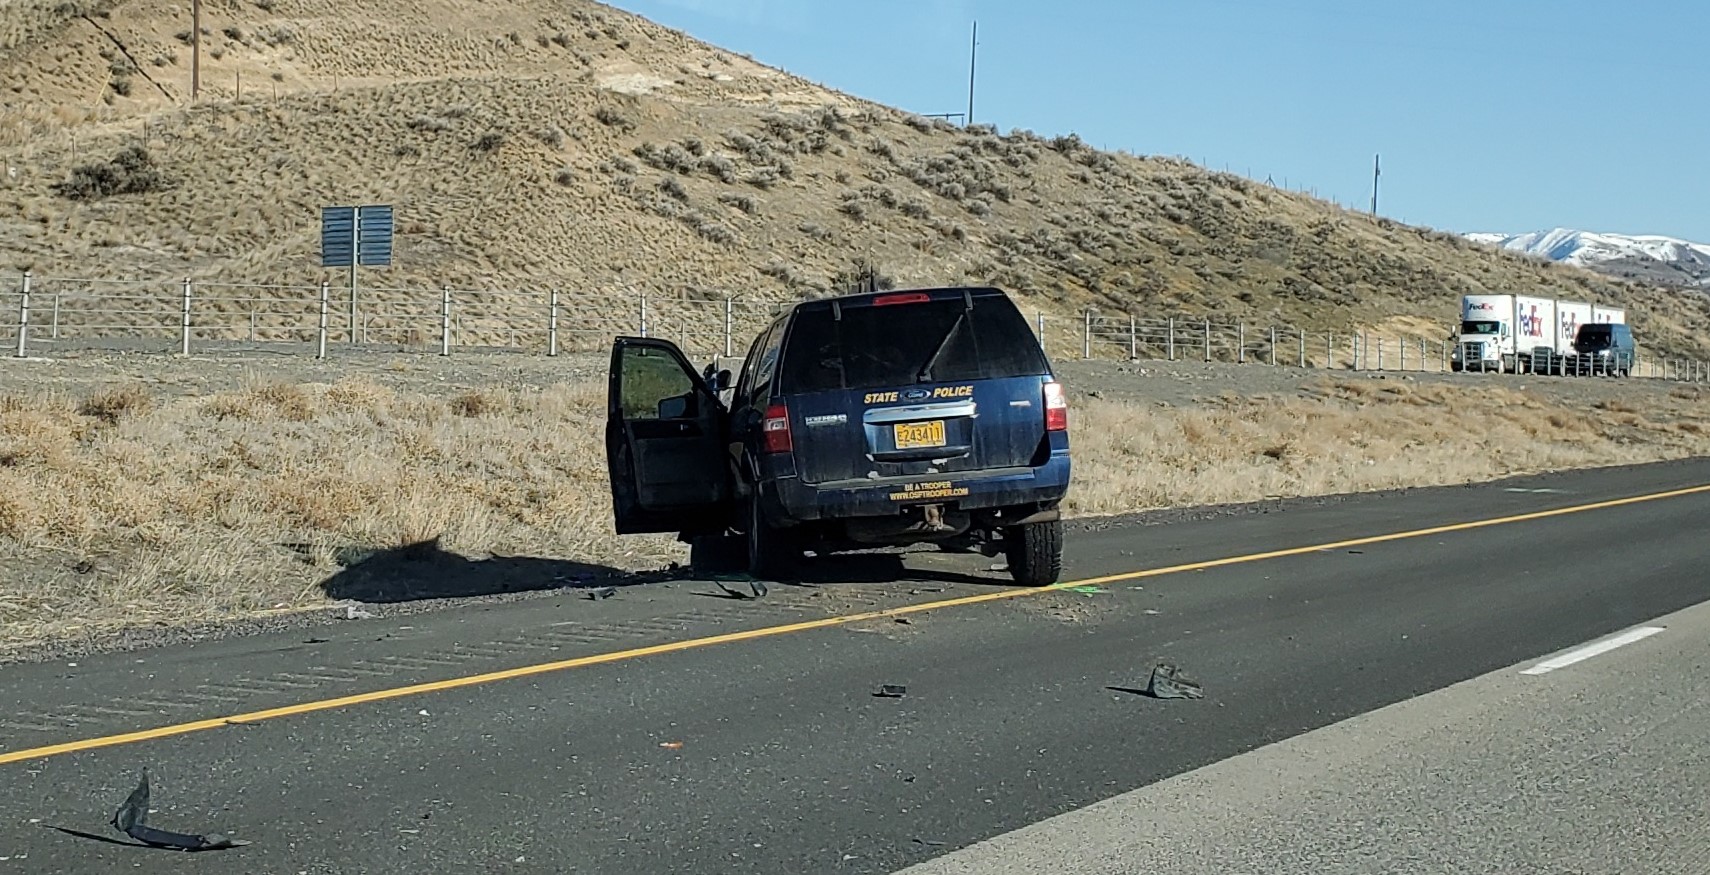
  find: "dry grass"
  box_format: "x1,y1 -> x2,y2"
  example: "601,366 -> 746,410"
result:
1064,378 -> 1710,516
2,0 -> 1708,359
0,372 -> 1704,653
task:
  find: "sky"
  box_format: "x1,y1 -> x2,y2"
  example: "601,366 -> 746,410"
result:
605,0 -> 1710,242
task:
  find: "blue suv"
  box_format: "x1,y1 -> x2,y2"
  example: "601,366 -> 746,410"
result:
605,286 -> 1073,586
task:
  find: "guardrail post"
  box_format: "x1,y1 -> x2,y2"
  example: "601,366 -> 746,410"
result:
1377,337 -> 1385,371
14,272 -> 29,358
1237,322 -> 1245,364
51,293 -> 60,340
724,296 -> 735,358
440,286 -> 452,356
548,289 -> 560,357
316,280 -> 330,359
1128,315 -> 1137,361
1441,340 -> 1448,373
1035,311 -> 1045,340
1203,318 -> 1211,362
1268,326 -> 1277,366
1399,336 -> 1406,371
1418,338 -> 1426,372
1081,310 -> 1091,360
1328,332 -> 1335,369
180,277 -> 193,356
1166,317 -> 1176,361
1297,329 -> 1305,368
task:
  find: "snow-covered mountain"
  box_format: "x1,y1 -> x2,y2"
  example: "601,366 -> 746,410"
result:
1466,228 -> 1710,288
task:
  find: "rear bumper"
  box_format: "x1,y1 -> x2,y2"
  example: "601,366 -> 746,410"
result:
766,454 -> 1071,524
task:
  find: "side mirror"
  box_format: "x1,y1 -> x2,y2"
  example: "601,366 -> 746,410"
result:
658,395 -> 691,420
715,369 -> 733,392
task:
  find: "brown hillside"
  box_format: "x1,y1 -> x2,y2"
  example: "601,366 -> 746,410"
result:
3,0 -> 1708,357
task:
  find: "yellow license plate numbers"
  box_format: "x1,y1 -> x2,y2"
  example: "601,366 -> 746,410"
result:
893,420 -> 947,449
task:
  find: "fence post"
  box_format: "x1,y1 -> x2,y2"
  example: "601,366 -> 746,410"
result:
1328,332 -> 1334,369
1441,340 -> 1448,373
1399,336 -> 1406,371
639,294 -> 648,337
440,286 -> 452,356
548,288 -> 560,357
1237,322 -> 1245,364
316,280 -> 330,359
180,277 -> 193,356
1166,317 -> 1175,361
14,272 -> 29,358
1128,315 -> 1137,361
1297,329 -> 1305,368
724,296 -> 735,358
1268,326 -> 1277,366
1203,318 -> 1211,362
1377,338 -> 1385,371
1036,311 -> 1045,340
1081,310 -> 1091,360
51,293 -> 60,340
1418,338 -> 1426,372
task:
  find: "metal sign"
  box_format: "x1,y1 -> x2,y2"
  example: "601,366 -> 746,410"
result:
320,204 -> 394,268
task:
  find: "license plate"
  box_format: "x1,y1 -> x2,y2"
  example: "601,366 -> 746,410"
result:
893,420 -> 947,450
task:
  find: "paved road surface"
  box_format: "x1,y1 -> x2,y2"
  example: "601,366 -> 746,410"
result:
0,459 -> 1706,873
902,598 -> 1710,875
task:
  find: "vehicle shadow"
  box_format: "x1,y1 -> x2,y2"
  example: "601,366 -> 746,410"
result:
772,549 -> 1004,589
315,537 -> 660,604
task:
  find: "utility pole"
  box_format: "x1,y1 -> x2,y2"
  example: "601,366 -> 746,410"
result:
966,20 -> 978,128
191,0 -> 201,99
1370,153 -> 1381,215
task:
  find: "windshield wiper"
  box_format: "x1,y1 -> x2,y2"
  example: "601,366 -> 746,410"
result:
915,310 -> 968,383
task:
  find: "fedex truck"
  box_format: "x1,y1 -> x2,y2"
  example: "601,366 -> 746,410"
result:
1451,294 -> 1568,373
1450,294 -> 1623,375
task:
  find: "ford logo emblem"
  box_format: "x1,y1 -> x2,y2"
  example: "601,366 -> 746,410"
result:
902,388 -> 932,402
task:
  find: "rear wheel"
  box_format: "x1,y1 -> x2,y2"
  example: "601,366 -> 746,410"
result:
745,497 -> 799,581
1005,520 -> 1063,587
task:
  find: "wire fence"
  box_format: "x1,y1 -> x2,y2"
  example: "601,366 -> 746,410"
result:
3,273 -> 1707,383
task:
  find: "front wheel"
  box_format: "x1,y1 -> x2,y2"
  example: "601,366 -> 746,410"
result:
745,497 -> 800,581
1005,520 -> 1064,587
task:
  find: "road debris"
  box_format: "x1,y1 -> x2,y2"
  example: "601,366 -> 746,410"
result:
342,604 -> 377,621
873,684 -> 908,699
109,769 -> 249,851
712,577 -> 767,599
1144,663 -> 1203,700
659,741 -> 684,750
585,586 -> 618,601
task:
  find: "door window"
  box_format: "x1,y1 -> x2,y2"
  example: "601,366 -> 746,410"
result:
619,344 -> 699,421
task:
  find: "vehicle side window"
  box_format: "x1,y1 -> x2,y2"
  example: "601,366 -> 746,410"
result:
755,322 -> 786,401
620,345 -> 698,421
733,329 -> 768,406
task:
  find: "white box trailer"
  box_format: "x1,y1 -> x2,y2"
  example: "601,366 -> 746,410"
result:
1536,300 -> 1594,374
1592,306 -> 1626,324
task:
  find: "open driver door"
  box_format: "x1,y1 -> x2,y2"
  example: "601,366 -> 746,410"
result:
606,337 -> 733,536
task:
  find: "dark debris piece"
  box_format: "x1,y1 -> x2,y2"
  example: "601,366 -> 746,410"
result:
873,684 -> 908,698
713,578 -> 768,600
109,769 -> 249,852
1144,663 -> 1203,700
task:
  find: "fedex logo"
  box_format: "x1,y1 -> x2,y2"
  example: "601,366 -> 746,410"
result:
1517,305 -> 1545,338
1466,302 -> 1497,312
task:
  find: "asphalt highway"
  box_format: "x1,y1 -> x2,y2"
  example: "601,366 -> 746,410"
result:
0,459 -> 1707,874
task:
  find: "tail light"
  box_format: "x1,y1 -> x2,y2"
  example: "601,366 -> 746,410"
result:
1043,381 -> 1068,431
762,402 -> 793,453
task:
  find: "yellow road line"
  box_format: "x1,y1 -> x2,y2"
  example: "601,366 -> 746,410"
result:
3,481 -> 1708,767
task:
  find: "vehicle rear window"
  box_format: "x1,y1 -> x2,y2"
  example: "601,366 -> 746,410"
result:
779,295 -> 1049,393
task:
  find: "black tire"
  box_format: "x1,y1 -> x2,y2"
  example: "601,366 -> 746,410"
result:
1005,520 -> 1063,587
688,534 -> 745,575
745,496 -> 799,581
